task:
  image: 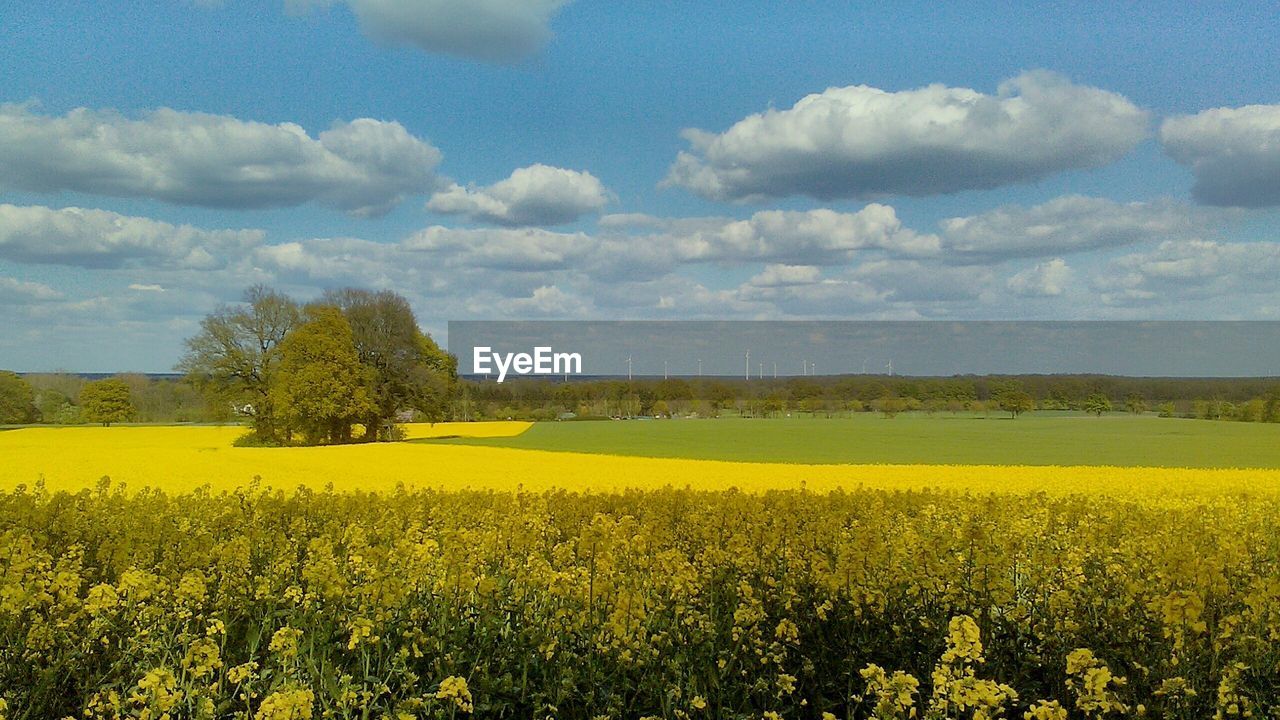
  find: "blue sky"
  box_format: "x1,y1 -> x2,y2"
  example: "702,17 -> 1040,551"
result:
2,1 -> 1280,371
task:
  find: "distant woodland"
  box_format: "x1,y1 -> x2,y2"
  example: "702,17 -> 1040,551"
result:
6,369 -> 1278,428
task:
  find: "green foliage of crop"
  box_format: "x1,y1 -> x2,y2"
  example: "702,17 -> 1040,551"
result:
434,413 -> 1280,468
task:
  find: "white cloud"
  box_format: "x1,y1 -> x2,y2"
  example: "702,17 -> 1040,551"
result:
0,204 -> 264,269
748,264 -> 822,287
286,0 -> 571,62
736,275 -> 884,316
0,276 -> 62,304
0,104 -> 442,216
599,205 -> 938,276
940,196 -> 1211,258
597,213 -> 734,235
598,213 -> 669,229
580,206 -> 940,284
1007,259 -> 1072,297
665,71 -> 1148,202
850,260 -> 994,303
128,284 -> 166,292
427,164 -> 610,226
1161,104 -> 1280,207
1095,239 -> 1280,306
1113,239 -> 1280,283
251,237 -> 407,287
707,207 -> 941,261
404,226 -> 595,269
504,285 -> 583,316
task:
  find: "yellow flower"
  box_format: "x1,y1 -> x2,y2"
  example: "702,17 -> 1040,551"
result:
347,617 -> 379,650
255,687 -> 314,720
436,676 -> 474,713
182,637 -> 223,680
228,661 -> 259,685
130,668 -> 183,716
269,627 -> 304,660
1023,700 -> 1068,720
84,584 -> 119,615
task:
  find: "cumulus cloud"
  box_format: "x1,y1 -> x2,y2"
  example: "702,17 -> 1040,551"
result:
1161,104 -> 1280,207
580,206 -> 939,283
250,237 -> 414,289
597,213 -> 734,236
602,205 -> 939,274
1007,259 -> 1072,297
0,104 -> 442,216
940,196 -> 1211,258
503,285 -> 584,316
0,276 -> 62,304
245,227 -> 598,298
749,264 -> 823,287
851,260 -> 994,303
286,0 -> 571,62
427,165 -> 610,226
703,207 -> 941,261
404,225 -> 595,269
0,204 -> 264,269
665,71 -> 1148,202
736,274 -> 884,316
1112,239 -> 1280,283
1094,239 -> 1280,307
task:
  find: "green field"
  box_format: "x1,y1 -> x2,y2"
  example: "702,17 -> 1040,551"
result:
428,413 -> 1280,468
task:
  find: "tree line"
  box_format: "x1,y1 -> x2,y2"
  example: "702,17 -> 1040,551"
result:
0,373 -> 144,426
452,374 -> 1280,422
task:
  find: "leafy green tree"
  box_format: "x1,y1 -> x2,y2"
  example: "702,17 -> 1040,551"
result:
0,371 -> 37,424
875,395 -> 907,418
997,390 -> 1034,418
702,382 -> 737,410
79,379 -> 135,426
34,388 -> 79,424
270,306 -> 375,445
1124,394 -> 1149,414
655,378 -> 693,402
1238,398 -> 1265,422
990,380 -> 1034,418
1264,387 -> 1280,423
761,393 -> 786,417
1083,393 -> 1113,416
323,288 -> 456,439
179,286 -> 300,443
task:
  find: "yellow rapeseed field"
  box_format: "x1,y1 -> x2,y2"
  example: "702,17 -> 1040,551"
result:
2,422 -> 1280,501
2,422 -> 1280,718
